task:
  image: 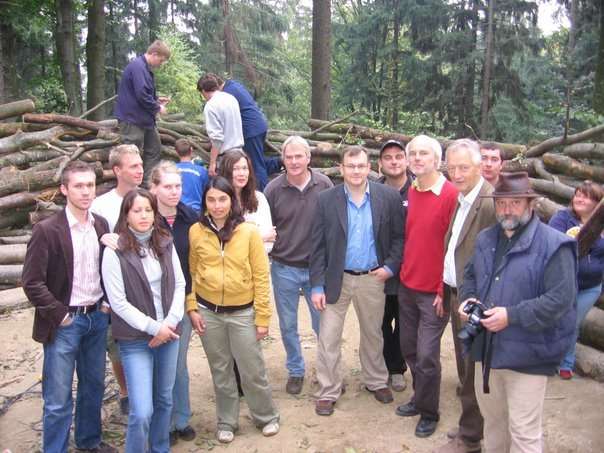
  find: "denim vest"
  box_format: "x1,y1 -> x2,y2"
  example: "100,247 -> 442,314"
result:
472,215 -> 577,371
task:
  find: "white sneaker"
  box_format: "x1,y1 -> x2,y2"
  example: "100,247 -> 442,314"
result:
262,421 -> 280,437
216,430 -> 234,443
390,374 -> 407,392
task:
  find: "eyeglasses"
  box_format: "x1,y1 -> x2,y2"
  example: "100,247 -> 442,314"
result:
342,164 -> 369,171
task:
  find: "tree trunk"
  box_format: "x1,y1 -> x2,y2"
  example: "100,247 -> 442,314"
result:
529,177 -> 575,202
0,264 -> 22,285
479,0 -> 495,138
0,22 -> 4,104
542,152 -> 604,184
0,99 -> 36,121
564,143 -> 604,159
0,22 -> 19,102
148,0 -> 160,43
525,124 -> 604,158
311,0 -> 332,120
390,1 -> 401,128
576,343 -> 604,382
0,126 -> 66,156
86,0 -> 106,121
23,113 -> 109,133
0,287 -> 30,313
0,244 -> 26,265
55,0 -> 83,115
594,0 -> 604,114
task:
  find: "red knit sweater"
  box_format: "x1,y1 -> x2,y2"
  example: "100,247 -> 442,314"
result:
400,178 -> 458,294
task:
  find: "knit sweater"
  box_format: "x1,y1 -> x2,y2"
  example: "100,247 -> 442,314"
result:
203,91 -> 244,153
400,177 -> 458,293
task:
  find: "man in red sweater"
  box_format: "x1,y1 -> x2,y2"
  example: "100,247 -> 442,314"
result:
395,135 -> 458,438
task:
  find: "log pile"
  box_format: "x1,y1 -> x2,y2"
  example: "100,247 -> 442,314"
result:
1,99 -> 604,379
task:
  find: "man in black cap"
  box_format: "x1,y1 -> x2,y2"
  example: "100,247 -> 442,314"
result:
459,172 -> 577,453
377,140 -> 413,392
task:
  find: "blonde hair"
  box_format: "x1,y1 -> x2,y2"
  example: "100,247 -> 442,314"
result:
149,160 -> 181,186
146,40 -> 171,58
109,144 -> 141,169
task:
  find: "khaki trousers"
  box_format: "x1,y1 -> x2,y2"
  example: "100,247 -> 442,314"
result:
200,307 -> 279,432
474,367 -> 547,453
316,273 -> 389,401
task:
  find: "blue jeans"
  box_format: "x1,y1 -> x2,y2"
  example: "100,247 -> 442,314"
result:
271,261 -> 320,377
119,339 -> 179,453
42,309 -> 109,453
560,284 -> 602,371
243,132 -> 282,191
171,315 -> 193,431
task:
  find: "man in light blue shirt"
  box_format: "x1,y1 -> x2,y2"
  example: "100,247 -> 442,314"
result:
310,146 -> 404,416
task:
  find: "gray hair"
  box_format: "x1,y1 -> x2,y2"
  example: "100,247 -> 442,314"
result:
109,144 -> 141,169
405,135 -> 442,164
445,139 -> 482,166
282,135 -> 311,158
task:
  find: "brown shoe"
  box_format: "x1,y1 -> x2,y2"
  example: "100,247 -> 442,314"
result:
315,399 -> 335,416
367,386 -> 393,403
433,437 -> 481,453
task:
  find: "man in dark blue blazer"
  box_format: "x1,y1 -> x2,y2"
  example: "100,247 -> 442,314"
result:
310,146 -> 405,416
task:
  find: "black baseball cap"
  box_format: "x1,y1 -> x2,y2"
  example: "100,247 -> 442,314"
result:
379,139 -> 405,157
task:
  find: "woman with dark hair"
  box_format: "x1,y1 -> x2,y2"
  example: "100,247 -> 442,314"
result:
187,176 -> 279,443
101,188 -> 185,452
219,149 -> 275,252
549,180 -> 604,379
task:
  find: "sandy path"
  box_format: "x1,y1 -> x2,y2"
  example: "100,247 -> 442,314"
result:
0,299 -> 602,453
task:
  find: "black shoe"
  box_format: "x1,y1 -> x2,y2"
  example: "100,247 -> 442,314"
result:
415,418 -> 438,438
395,401 -> 419,417
286,376 -> 304,395
174,425 -> 196,442
119,396 -> 129,415
76,441 -> 118,453
169,431 -> 178,446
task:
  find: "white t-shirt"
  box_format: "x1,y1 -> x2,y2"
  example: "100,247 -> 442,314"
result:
91,189 -> 123,232
244,191 -> 274,253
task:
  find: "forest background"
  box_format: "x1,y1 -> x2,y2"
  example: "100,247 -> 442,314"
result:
0,0 -> 602,145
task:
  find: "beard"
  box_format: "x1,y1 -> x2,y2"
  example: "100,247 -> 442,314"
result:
496,208 -> 532,231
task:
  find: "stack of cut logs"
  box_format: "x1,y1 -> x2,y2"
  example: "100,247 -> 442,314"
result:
1,99 -> 604,380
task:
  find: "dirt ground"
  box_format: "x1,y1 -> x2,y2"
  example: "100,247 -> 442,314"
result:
1,299 -> 603,453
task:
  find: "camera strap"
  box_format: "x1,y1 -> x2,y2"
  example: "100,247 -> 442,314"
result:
481,331 -> 495,394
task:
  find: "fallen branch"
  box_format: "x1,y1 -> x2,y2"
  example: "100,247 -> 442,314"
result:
526,124 -> 604,158
23,113 -> 110,133
542,152 -> 604,183
0,99 -> 36,121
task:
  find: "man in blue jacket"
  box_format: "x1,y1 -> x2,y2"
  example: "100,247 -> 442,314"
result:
208,73 -> 282,190
459,172 -> 577,453
114,40 -> 171,185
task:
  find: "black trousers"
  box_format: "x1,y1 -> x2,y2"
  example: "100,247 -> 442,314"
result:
382,294 -> 407,375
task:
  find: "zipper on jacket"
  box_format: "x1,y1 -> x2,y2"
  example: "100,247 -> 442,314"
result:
220,238 -> 225,309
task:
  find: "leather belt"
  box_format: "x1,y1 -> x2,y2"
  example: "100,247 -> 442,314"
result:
197,294 -> 253,313
344,266 -> 380,276
68,303 -> 98,315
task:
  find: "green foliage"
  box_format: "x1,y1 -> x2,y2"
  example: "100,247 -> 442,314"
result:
155,27 -> 203,119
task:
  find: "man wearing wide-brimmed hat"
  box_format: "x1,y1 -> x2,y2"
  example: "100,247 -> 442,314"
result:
458,172 -> 577,453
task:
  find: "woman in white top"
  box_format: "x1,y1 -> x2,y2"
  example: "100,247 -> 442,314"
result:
101,188 -> 185,453
219,149 -> 275,252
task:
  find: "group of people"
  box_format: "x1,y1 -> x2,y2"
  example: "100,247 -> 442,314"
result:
21,38 -> 604,453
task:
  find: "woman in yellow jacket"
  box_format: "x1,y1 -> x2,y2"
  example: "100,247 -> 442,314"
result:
187,176 -> 279,444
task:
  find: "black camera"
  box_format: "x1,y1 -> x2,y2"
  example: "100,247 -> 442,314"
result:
458,300 -> 487,341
